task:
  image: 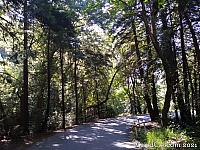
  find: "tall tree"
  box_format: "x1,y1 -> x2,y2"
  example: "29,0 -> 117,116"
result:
42,28 -> 51,131
60,48 -> 65,130
21,0 -> 29,134
178,0 -> 192,123
140,0 -> 183,126
74,49 -> 79,125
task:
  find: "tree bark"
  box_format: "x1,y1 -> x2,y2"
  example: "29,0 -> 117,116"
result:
194,56 -> 198,117
82,80 -> 87,122
145,18 -> 160,120
74,50 -> 79,125
133,77 -> 142,114
185,13 -> 200,117
21,0 -> 29,134
151,73 -> 159,119
42,28 -> 51,131
168,3 -> 186,123
94,67 -> 100,118
60,48 -> 65,130
178,1 -> 192,123
140,0 -> 178,126
127,77 -> 134,114
132,19 -> 154,120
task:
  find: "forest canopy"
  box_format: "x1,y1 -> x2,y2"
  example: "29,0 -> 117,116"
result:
0,0 -> 200,137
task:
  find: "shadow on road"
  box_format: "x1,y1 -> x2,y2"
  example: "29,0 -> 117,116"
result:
27,115 -> 150,150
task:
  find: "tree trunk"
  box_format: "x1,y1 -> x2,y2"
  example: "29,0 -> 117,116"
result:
82,80 -> 87,122
94,67 -> 100,118
130,76 -> 137,114
133,77 -> 142,114
21,0 -> 29,134
60,49 -> 65,130
140,0 -> 178,126
42,28 -> 51,131
151,73 -> 159,119
178,1 -> 192,123
185,13 -> 200,117
132,19 -> 154,119
74,51 -> 79,125
127,77 -> 134,114
194,56 -> 198,117
95,80 -> 100,118
145,18 -> 160,120
168,4 -> 186,123
188,68 -> 195,120
0,99 -> 5,119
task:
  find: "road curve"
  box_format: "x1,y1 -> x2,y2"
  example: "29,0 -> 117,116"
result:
26,115 -> 150,150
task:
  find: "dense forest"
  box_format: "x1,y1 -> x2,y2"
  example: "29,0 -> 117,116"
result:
0,0 -> 200,144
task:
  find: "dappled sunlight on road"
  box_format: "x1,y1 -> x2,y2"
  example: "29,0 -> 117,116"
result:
52,143 -> 62,147
113,141 -> 138,149
26,115 -> 151,150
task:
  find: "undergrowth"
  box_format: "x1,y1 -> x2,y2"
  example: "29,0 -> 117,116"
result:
132,125 -> 199,150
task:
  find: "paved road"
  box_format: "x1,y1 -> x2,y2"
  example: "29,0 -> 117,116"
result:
27,115 -> 150,150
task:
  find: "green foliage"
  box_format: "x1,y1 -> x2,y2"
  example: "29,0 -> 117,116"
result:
109,92 -> 127,115
105,105 -> 117,118
1,0 -> 200,139
84,0 -> 103,12
158,0 -> 165,6
144,0 -> 150,3
135,128 -> 190,149
143,0 -> 165,5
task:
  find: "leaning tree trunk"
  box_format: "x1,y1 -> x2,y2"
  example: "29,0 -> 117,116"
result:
145,21 -> 160,120
160,7 -> 186,126
132,19 -> 155,120
140,0 -> 181,126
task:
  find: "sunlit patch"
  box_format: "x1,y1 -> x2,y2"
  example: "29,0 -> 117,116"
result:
69,129 -> 78,133
97,135 -> 104,138
81,136 -> 95,141
25,141 -> 33,145
69,135 -> 79,139
106,123 -> 119,126
91,126 -> 101,130
92,125 -> 126,135
79,141 -> 87,143
103,127 -> 126,135
94,123 -> 102,126
52,143 -> 61,147
66,135 -> 96,142
54,130 -> 65,133
65,136 -> 70,140
113,141 -> 137,149
1,139 -> 11,143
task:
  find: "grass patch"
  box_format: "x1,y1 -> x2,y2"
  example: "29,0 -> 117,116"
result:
146,128 -> 188,148
132,126 -> 194,150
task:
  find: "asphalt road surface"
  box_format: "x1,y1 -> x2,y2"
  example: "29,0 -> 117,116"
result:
27,115 -> 150,150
